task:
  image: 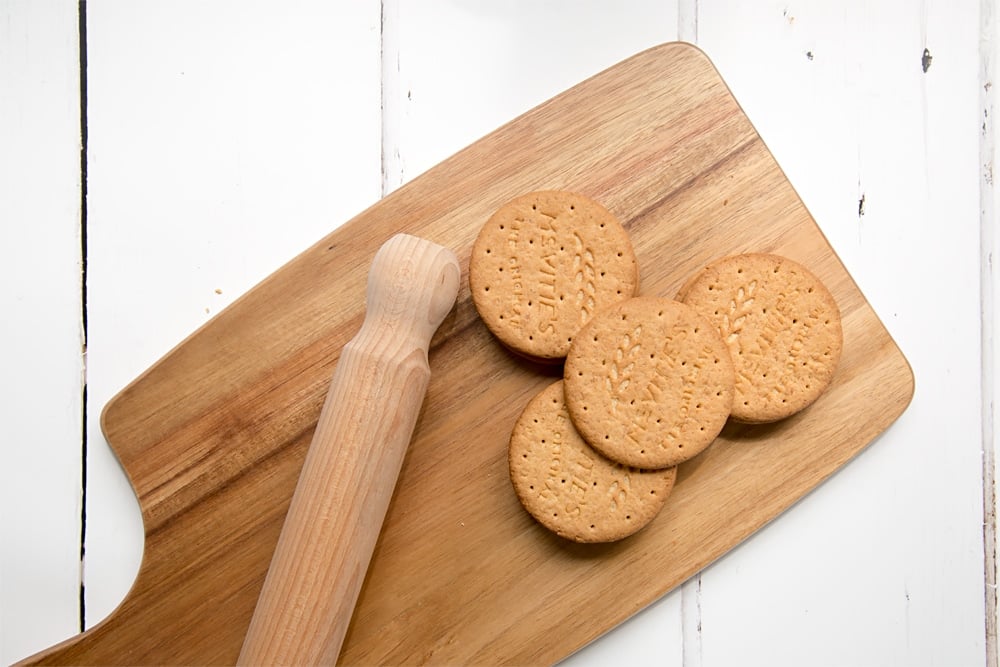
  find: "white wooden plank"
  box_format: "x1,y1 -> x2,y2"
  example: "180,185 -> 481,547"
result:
0,1 -> 83,664
83,0 -> 382,629
693,1 -> 985,665
387,3 -> 683,664
986,0 -> 1000,661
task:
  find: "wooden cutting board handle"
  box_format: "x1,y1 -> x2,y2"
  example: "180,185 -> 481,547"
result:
237,234 -> 460,666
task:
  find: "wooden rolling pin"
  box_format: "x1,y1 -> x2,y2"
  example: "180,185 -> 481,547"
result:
238,234 -> 460,666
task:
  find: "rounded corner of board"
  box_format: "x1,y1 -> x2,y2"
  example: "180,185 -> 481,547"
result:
641,41 -> 722,74
896,352 -> 917,414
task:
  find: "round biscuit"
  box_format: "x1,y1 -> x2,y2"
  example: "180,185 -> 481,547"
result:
469,191 -> 638,362
563,297 -> 735,469
678,253 -> 843,423
508,381 -> 676,543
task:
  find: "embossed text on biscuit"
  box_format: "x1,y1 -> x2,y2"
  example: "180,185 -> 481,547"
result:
536,211 -> 560,335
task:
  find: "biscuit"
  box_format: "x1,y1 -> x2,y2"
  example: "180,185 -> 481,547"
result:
469,191 -> 638,362
677,253 -> 843,423
508,381 -> 677,543
563,297 -> 735,469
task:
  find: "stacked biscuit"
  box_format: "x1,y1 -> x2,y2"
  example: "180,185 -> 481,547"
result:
470,191 -> 843,543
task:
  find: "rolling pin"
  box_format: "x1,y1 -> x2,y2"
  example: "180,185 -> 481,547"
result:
238,233 -> 460,666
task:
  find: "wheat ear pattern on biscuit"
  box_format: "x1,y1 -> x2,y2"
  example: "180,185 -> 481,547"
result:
469,191 -> 638,362
563,297 -> 735,469
678,253 -> 843,423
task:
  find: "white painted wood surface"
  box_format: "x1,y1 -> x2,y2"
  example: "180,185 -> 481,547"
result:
1,2 -> 995,665
0,1 -> 83,663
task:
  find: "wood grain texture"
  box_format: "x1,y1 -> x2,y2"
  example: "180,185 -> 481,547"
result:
23,43 -> 913,666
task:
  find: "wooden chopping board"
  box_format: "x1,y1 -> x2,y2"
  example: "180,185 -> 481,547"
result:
27,42 -> 914,666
